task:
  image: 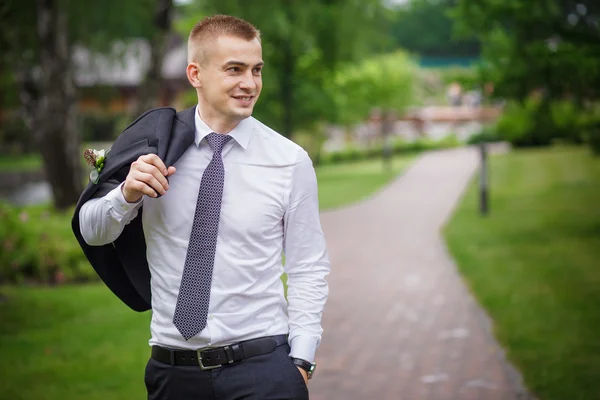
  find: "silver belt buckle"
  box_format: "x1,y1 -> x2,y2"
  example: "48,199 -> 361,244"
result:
197,347 -> 220,370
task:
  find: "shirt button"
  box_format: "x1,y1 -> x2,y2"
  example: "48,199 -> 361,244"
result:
208,314 -> 214,320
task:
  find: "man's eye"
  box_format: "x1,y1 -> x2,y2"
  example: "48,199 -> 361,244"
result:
228,67 -> 240,73
253,68 -> 262,75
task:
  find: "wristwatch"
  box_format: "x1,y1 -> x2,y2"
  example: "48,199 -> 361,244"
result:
290,357 -> 316,379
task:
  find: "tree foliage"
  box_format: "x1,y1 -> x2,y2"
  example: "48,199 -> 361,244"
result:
452,0 -> 600,149
390,0 -> 480,58
177,0 -> 394,138
328,51 -> 418,127
452,0 -> 600,104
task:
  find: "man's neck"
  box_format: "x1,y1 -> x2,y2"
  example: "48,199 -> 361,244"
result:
196,107 -> 241,134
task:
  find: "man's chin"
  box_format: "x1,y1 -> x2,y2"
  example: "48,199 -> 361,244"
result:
231,107 -> 254,119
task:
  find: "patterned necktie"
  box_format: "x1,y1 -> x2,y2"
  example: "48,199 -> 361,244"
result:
173,132 -> 232,340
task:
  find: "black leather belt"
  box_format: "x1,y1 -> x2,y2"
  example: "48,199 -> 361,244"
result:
151,334 -> 288,370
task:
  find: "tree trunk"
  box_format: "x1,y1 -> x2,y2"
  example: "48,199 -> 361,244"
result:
133,0 -> 173,118
14,67 -> 39,134
35,0 -> 83,210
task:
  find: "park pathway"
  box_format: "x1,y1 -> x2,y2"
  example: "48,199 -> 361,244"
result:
310,147 -> 534,400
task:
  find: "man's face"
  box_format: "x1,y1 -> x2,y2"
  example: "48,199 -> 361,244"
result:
194,35 -> 263,127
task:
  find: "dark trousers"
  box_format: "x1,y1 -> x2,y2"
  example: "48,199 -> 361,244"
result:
145,343 -> 309,400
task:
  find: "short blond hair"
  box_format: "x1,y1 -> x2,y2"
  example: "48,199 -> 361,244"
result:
187,14 -> 261,63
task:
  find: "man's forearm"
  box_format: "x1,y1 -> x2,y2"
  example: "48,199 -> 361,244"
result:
286,256 -> 330,362
79,183 -> 142,246
283,150 -> 331,362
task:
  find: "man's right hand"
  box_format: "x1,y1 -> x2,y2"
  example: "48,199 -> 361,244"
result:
122,154 -> 177,203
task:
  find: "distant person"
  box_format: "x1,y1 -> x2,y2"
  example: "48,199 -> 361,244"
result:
464,88 -> 483,108
73,14 -> 330,400
447,82 -> 463,107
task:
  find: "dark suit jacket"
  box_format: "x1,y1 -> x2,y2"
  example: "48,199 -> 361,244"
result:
71,106 -> 197,311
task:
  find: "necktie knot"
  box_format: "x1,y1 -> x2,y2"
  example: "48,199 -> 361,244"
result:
206,132 -> 232,154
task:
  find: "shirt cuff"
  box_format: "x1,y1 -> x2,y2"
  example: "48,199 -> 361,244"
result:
288,335 -> 319,363
106,182 -> 143,216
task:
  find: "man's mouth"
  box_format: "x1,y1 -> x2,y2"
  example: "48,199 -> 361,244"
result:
233,95 -> 253,101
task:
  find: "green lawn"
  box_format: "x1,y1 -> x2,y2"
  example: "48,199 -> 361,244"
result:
443,146 -> 600,400
0,154 -> 42,172
316,155 -> 415,210
0,153 -> 416,399
0,285 -> 150,400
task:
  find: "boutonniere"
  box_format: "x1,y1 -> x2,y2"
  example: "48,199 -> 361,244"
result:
83,148 -> 110,184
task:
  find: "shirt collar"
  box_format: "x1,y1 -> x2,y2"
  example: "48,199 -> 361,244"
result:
194,105 -> 251,150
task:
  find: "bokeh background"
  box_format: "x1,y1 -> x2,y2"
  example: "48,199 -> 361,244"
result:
1,1 -> 599,399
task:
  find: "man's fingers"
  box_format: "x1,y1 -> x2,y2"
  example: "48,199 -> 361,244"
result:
131,170 -> 168,196
125,155 -> 175,201
127,179 -> 160,198
138,154 -> 168,176
132,161 -> 170,191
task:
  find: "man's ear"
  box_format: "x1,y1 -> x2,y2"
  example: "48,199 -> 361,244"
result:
186,62 -> 202,88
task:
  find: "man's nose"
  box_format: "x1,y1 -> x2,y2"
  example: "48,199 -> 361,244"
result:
239,72 -> 257,90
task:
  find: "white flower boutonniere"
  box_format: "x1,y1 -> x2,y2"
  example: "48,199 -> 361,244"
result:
83,148 -> 110,184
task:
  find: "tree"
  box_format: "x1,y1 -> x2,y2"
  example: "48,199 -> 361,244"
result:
329,51 -> 418,127
133,0 -> 174,117
390,0 -> 480,58
452,0 -> 600,147
452,0 -> 600,104
176,0 -> 394,139
1,0 -> 155,210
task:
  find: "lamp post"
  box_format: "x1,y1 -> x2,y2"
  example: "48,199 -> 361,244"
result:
479,143 -> 489,215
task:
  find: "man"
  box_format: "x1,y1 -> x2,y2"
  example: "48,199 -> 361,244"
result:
77,14 -> 330,400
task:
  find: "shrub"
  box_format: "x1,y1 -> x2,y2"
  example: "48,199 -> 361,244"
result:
550,100 -> 586,144
582,117 -> 600,156
467,126 -> 503,145
316,135 -> 464,165
0,202 -> 96,284
496,98 -> 593,148
495,99 -> 544,147
327,146 -> 367,163
435,133 -> 462,149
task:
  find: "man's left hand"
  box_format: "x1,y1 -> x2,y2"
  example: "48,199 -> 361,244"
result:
297,367 -> 308,385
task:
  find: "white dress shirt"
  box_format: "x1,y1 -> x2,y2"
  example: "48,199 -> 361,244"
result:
79,107 -> 330,362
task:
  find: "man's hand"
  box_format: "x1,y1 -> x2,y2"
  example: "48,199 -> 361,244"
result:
122,154 -> 176,203
297,367 -> 308,385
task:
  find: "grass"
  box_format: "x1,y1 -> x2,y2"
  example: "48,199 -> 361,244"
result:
443,146 -> 600,400
316,154 -> 416,210
0,285 -> 150,400
0,154 -> 42,172
0,152 -> 417,399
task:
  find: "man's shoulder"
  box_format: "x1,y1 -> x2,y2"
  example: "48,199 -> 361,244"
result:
112,107 -> 177,150
249,117 -> 307,162
122,107 -> 177,137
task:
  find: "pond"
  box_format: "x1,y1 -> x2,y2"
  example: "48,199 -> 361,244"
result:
1,181 -> 53,206
0,170 -> 53,206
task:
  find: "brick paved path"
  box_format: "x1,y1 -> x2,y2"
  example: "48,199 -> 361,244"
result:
311,147 -> 534,400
